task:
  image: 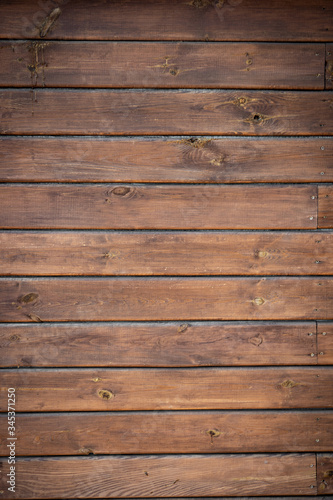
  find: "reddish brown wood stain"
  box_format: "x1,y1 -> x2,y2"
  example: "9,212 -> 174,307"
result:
0,1 -> 332,499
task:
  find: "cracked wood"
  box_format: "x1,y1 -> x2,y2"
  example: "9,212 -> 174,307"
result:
0,137 -> 332,183
1,90 -> 333,135
0,184 -> 317,229
0,277 -> 332,322
0,322 -> 317,367
0,41 -> 324,89
0,0 -> 332,41
0,411 -> 331,455
0,368 -> 332,411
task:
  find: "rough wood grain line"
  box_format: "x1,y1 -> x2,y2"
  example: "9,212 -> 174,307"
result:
1,411 -> 331,456
1,137 -> 332,184
326,44 -> 333,89
0,41 -> 325,89
0,322 -> 317,368
318,323 -> 333,365
0,0 -> 332,41
318,186 -> 333,228
1,277 -> 332,323
1,367 -> 332,412
1,90 -> 333,136
0,454 -> 316,498
317,454 -> 333,494
0,185 -> 317,230
0,231 -> 332,276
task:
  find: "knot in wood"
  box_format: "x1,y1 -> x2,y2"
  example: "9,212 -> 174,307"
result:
98,389 -> 114,400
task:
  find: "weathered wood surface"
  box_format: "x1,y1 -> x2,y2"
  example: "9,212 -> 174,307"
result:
0,322 -> 317,367
317,454 -> 333,495
0,41 -> 325,89
1,90 -> 333,136
0,185 -> 317,230
326,44 -> 333,89
0,231 -> 332,276
0,454 -> 316,498
0,0 -> 332,41
1,278 -> 332,322
1,368 -> 332,411
1,411 -> 331,455
318,323 -> 333,365
318,186 -> 333,228
1,137 -> 332,183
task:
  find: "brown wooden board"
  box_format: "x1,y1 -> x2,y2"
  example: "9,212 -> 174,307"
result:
1,411 -> 331,456
1,278 -> 332,322
1,368 -> 332,412
1,90 -> 333,136
0,41 -> 325,89
0,454 -> 316,498
318,185 -> 333,228
0,231 -> 332,276
317,454 -> 333,495
318,323 -> 333,365
0,322 -> 317,368
0,185 -> 317,230
0,0 -> 332,41
1,137 -> 332,184
326,44 -> 333,89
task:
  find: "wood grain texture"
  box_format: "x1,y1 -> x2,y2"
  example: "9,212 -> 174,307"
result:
1,90 -> 333,136
0,41 -> 325,89
0,322 -> 317,368
1,367 -> 332,412
318,186 -> 333,228
0,0 -> 332,41
0,231 -> 332,276
0,185 -> 317,230
1,411 -> 331,455
1,137 -> 332,184
0,454 -> 316,498
1,278 -> 332,322
326,44 -> 333,89
318,323 -> 333,365
317,454 -> 333,495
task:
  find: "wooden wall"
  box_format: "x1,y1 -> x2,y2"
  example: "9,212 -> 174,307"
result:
0,0 -> 333,498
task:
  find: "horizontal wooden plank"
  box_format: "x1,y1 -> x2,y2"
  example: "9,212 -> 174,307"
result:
0,41 -> 324,89
0,137 -> 332,183
1,411 -> 331,455
326,44 -> 333,89
0,454 -> 316,498
317,454 -> 333,494
1,368 -> 332,411
0,231 -> 332,276
1,90 -> 333,136
318,323 -> 333,365
0,185 -> 317,230
318,186 -> 333,228
0,0 -> 332,41
0,322 -> 317,368
1,278 -> 332,322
